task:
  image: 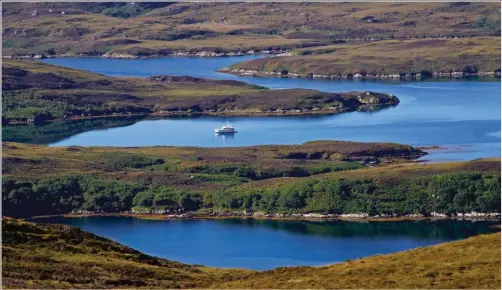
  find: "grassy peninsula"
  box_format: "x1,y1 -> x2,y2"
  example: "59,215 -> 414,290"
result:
224,37 -> 501,78
2,60 -> 399,124
3,2 -> 499,58
3,142 -> 500,219
3,217 -> 500,289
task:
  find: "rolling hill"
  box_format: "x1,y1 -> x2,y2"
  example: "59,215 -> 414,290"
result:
3,2 -> 500,57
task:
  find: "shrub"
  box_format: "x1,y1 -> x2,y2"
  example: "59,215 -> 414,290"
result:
101,152 -> 164,169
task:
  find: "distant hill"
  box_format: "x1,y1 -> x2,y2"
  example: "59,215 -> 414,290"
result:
227,37 -> 501,77
2,2 -> 500,56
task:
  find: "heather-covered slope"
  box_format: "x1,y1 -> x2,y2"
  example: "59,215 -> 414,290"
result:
224,37 -> 501,78
3,2 -> 500,57
2,60 -> 398,124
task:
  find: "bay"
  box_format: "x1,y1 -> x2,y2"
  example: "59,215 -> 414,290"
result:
35,216 -> 499,270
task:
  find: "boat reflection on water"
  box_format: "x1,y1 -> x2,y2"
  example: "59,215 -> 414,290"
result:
215,131 -> 236,146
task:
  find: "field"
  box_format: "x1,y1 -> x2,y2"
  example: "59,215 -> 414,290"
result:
229,37 -> 501,76
2,59 -> 398,123
2,2 -> 500,56
2,142 -> 500,218
3,217 -> 500,289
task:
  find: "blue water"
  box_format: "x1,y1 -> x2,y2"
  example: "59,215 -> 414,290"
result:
40,57 -> 501,162
36,216 -> 499,270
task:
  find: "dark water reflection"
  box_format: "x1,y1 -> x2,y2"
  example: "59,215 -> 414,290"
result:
34,216 -> 499,270
2,116 -> 147,144
219,218 -> 498,240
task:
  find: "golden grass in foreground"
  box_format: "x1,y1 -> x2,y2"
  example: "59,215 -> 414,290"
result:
216,231 -> 501,289
1,217 -> 251,289
2,217 -> 500,289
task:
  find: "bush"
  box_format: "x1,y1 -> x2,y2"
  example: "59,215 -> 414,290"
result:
101,152 -> 164,169
178,193 -> 202,211
133,191 -> 155,207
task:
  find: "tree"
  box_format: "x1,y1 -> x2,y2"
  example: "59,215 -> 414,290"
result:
133,191 -> 155,207
178,193 -> 202,211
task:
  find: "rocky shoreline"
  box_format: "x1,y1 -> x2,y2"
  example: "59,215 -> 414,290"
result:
4,101 -> 396,126
1,49 -> 289,60
32,210 -> 502,222
218,67 -> 500,80
2,108 -> 369,125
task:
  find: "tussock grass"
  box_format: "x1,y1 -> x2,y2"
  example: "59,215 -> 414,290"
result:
215,231 -> 501,289
1,217 -> 251,289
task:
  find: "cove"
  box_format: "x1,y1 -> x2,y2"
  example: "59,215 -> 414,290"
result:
35,216 -> 499,270
5,57 -> 498,162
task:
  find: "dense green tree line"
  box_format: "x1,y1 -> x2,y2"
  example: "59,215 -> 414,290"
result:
2,172 -> 500,218
2,176 -> 145,217
212,173 -> 500,215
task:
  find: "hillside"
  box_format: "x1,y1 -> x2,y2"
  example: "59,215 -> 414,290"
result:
218,230 -> 501,289
2,60 -> 399,123
224,37 -> 501,78
2,2 -> 500,57
2,142 -> 500,219
3,217 -> 500,289
2,217 -> 249,289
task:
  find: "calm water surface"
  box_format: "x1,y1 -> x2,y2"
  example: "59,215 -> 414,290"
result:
36,216 -> 499,270
28,57 -> 500,161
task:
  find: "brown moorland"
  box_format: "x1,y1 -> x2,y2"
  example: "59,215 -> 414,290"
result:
2,2 -> 500,57
227,37 -> 501,76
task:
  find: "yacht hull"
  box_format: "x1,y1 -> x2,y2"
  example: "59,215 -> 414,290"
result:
215,130 -> 237,134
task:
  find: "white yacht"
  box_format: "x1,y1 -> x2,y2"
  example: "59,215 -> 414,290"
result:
215,124 -> 237,134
